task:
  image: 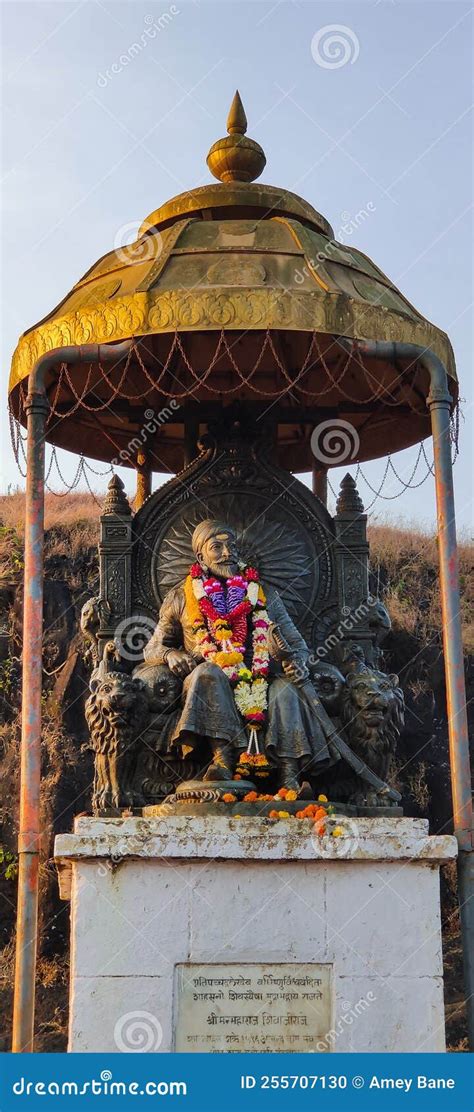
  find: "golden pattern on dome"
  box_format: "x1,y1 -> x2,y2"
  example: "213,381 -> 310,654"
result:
8,84 -> 458,470
206,91 -> 266,183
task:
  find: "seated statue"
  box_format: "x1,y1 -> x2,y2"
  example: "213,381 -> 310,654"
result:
82,498 -> 405,813
139,518 -> 337,794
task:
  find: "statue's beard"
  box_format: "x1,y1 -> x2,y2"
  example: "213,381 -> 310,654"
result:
205,559 -> 239,580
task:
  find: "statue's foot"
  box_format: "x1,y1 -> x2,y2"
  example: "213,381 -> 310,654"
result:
298,780 -> 313,800
204,762 -> 234,782
277,760 -> 301,793
204,741 -> 234,782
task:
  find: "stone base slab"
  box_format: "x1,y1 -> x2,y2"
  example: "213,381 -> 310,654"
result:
54,816 -> 456,1053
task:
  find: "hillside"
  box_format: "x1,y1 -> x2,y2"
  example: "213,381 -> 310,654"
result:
0,491 -> 472,1051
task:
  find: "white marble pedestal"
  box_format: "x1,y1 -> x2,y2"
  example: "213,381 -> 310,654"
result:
54,816 -> 456,1053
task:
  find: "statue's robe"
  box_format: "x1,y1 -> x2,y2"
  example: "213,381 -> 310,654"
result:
143,583 -> 333,770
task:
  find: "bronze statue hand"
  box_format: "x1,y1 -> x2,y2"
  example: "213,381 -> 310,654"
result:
282,657 -> 309,684
166,649 -> 197,678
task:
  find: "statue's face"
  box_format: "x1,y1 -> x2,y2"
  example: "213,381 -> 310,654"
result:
199,530 -> 239,579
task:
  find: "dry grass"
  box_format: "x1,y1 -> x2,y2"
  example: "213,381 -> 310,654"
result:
0,493 -> 103,577
368,521 -> 473,653
368,520 -> 472,568
0,491 -> 102,533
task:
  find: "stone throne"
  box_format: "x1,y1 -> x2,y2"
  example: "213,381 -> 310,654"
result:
83,423 -> 402,814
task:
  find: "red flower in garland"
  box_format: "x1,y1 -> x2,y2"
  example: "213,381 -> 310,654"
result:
200,595 -> 251,625
232,612 -> 249,646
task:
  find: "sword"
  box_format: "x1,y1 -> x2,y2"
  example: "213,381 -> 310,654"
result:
267,623 -> 401,803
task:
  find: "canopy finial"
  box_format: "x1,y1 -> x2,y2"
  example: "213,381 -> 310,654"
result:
206,91 -> 266,184
227,90 -> 247,135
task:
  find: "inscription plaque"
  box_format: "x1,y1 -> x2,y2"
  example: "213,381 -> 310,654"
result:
175,963 -> 332,1053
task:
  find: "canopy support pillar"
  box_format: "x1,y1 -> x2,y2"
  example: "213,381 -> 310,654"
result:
428,374 -> 474,1050
135,448 -> 152,509
342,338 -> 473,1048
12,341 -> 133,1052
12,385 -> 48,1053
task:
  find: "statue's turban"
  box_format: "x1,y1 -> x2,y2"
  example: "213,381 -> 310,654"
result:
191,519 -> 236,556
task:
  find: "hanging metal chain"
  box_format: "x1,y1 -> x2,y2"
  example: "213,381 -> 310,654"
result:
7,331 -> 460,507
13,330 -> 440,416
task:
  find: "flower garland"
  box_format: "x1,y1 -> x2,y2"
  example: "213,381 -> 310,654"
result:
184,562 -> 270,750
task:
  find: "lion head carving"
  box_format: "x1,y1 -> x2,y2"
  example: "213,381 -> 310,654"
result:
310,661 -> 345,714
340,667 -> 404,783
132,662 -> 182,716
85,670 -> 149,813
80,596 -> 111,667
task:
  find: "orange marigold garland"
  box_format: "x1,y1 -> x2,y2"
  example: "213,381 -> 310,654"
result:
235,752 -> 270,778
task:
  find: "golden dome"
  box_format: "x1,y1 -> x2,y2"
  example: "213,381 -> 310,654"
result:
9,93 -> 457,473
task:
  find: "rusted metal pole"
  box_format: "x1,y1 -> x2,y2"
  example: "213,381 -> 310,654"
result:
341,338 -> 473,1046
427,369 -> 474,1049
12,340 -> 133,1052
135,448 -> 152,509
12,385 -> 48,1053
427,375 -> 472,842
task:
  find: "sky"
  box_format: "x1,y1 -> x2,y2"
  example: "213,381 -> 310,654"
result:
1,0 -> 472,530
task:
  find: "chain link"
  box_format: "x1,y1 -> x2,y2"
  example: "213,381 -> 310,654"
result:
8,332 -> 460,508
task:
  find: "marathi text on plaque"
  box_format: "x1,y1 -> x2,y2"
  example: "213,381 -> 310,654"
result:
174,963 -> 332,1053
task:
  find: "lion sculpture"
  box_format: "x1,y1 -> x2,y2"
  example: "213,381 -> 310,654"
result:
340,667 -> 404,801
85,665 -> 149,813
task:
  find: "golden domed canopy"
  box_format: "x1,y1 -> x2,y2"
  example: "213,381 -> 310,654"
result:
9,93 -> 457,474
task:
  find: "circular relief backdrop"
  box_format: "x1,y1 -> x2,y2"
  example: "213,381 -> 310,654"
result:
152,490 -> 320,627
